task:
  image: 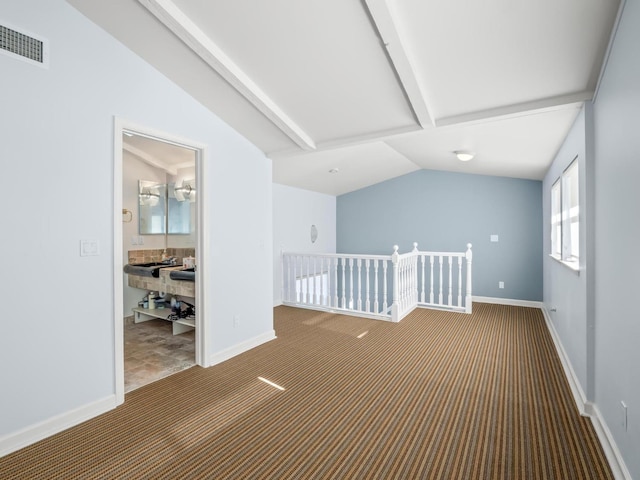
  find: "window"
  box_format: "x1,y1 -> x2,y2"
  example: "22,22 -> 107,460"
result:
550,157 -> 579,265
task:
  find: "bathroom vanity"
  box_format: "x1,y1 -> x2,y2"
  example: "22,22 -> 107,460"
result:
125,264 -> 196,335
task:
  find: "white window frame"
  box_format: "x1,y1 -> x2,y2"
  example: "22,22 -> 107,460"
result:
550,157 -> 579,270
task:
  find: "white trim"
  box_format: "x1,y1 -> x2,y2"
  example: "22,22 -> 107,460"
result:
113,117 -> 208,397
549,253 -> 581,273
137,0 -> 315,151
592,0 -> 627,103
363,0 -> 433,127
0,395 -> 117,457
435,94 -> 589,128
195,146 -> 208,367
113,118 -> 125,406
541,307 -> 588,415
208,330 -> 277,367
541,306 -> 631,479
587,404 -> 633,480
472,296 -> 543,308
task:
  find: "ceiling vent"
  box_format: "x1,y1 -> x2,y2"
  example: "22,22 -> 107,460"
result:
0,23 -> 49,68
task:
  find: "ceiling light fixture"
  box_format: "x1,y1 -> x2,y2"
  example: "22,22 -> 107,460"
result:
454,150 -> 474,162
329,168 -> 339,174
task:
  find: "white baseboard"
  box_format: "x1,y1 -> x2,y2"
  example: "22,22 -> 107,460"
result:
208,330 -> 277,367
540,307 -> 588,415
0,395 -> 117,458
588,404 -> 632,480
540,307 -> 631,480
473,296 -> 543,308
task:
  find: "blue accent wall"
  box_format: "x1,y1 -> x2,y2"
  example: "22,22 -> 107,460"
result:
337,169 -> 542,301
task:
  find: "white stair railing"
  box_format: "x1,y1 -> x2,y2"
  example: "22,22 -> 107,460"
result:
415,243 -> 473,314
281,243 -> 472,322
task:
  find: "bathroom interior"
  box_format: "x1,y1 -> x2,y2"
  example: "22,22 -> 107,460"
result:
122,131 -> 197,392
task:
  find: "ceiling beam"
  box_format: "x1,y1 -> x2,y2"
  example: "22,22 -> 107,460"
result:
363,0 -> 433,128
435,92 -> 592,127
137,0 -> 316,151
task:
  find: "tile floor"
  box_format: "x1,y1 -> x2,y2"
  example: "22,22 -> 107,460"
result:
124,318 -> 195,392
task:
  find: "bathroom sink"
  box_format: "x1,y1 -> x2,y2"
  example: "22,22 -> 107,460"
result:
124,262 -> 179,278
169,268 -> 195,282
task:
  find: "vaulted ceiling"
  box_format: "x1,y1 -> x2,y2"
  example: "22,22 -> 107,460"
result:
69,0 -> 620,195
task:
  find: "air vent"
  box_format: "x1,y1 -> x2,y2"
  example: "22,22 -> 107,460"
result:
0,23 -> 48,68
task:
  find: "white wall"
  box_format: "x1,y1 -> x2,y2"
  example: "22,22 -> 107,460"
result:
0,0 -> 272,453
122,153 -> 166,313
542,107 -> 590,400
591,0 -> 640,477
543,2 -> 640,476
273,184 -> 336,305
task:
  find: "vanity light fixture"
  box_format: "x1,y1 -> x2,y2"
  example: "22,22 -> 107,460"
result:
139,188 -> 160,206
454,150 -> 474,162
175,179 -> 196,202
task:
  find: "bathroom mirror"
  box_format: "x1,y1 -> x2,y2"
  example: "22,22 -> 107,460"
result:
138,181 -> 166,235
167,183 -> 191,234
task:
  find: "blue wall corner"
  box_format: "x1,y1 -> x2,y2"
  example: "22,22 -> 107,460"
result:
337,169 -> 543,301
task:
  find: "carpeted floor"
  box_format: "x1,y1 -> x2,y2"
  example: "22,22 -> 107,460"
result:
0,304 -> 612,479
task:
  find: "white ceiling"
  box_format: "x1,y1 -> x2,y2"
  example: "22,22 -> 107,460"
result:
123,132 -> 196,175
69,0 -> 620,195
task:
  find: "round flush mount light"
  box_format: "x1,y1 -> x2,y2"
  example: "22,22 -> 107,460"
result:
454,150 -> 475,162
329,168 -> 339,174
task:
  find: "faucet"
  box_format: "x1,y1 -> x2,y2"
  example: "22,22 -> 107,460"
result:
162,256 -> 178,265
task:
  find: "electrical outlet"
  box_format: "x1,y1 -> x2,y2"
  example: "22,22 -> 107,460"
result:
233,315 -> 240,328
131,235 -> 138,245
499,281 -> 504,289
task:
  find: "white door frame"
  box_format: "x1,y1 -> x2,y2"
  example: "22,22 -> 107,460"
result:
113,117 -> 208,405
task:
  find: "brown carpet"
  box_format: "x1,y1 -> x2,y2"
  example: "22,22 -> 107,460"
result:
0,304 -> 612,479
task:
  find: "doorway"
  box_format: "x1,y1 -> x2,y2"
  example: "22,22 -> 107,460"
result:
113,118 -> 207,404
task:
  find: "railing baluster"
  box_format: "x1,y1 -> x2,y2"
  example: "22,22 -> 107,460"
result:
420,254 -> 425,303
286,254 -> 290,303
341,257 -> 346,309
374,260 -> 379,313
365,259 -> 370,312
457,256 -> 462,307
383,260 -> 388,312
293,255 -> 298,302
438,255 -> 443,305
429,255 -> 434,304
465,244 -> 473,314
332,257 -> 340,308
357,259 -> 362,311
448,255 -> 453,306
349,258 -> 354,310
318,257 -> 322,305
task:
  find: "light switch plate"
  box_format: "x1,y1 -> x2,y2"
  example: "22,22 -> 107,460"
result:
490,235 -> 499,242
80,239 -> 100,256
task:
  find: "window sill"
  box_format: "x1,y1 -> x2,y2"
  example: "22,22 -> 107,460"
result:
549,254 -> 580,274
